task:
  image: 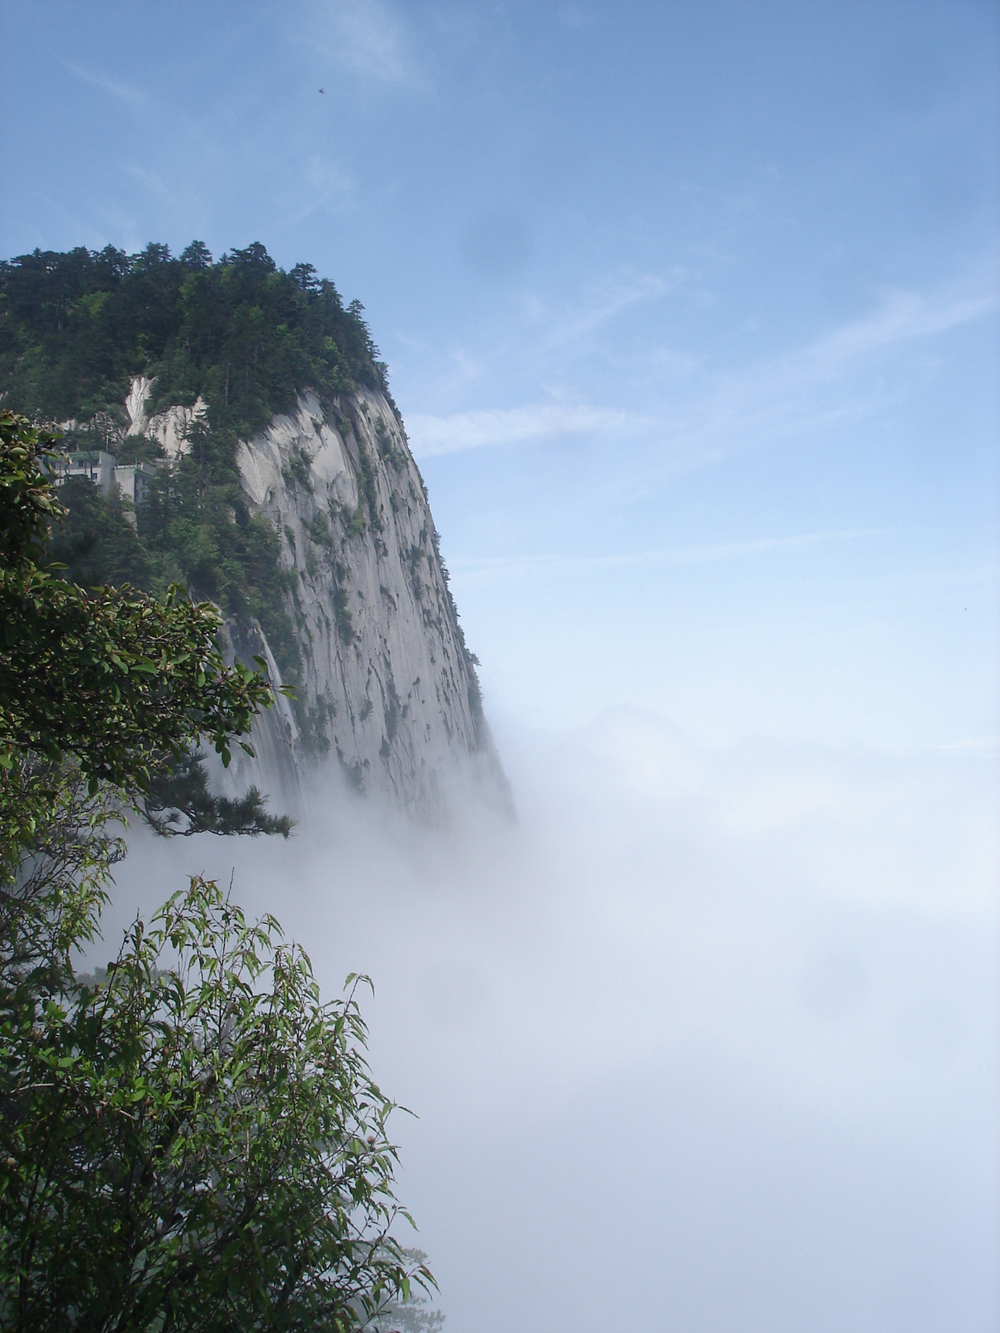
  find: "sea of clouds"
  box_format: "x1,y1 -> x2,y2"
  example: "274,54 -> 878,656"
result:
104,712 -> 999,1333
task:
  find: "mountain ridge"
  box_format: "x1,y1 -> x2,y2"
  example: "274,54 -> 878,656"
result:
1,242 -> 507,816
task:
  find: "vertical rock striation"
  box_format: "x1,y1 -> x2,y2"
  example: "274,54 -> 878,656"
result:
224,386 -> 505,816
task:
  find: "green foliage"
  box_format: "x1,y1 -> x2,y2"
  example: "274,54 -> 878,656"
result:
0,761 -> 122,992
332,586 -> 355,646
354,440 -> 383,533
296,696 -> 336,760
283,446 -> 313,492
0,243 -> 392,689
45,475 -> 149,588
0,875 -> 429,1331
133,423 -> 301,682
374,1252 -> 445,1333
374,417 -> 407,474
344,504 -> 368,538
1,549 -> 268,786
0,413 -> 65,564
0,241 -> 388,441
143,751 -> 293,838
309,511 -> 333,548
0,414 -> 274,868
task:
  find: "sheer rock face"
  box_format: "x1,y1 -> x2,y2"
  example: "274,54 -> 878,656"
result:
223,387 -> 504,817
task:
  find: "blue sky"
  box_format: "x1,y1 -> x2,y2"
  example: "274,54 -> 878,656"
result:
3,0 -> 998,748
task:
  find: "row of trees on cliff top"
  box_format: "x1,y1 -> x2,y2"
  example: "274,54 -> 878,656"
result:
0,241 -> 390,438
0,410 -> 437,1330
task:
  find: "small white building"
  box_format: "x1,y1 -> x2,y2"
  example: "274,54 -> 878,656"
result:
51,450 -> 118,494
51,451 -> 158,530
113,462 -> 157,507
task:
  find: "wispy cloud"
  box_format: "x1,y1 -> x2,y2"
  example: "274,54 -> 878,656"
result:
274,157 -> 356,229
450,528 -> 897,586
938,735 -> 1000,752
313,0 -> 425,89
123,163 -> 173,202
533,269 -> 683,351
414,278 -> 997,482
407,401 -> 634,458
63,61 -> 146,107
802,285 -> 998,369
650,283 -> 1000,467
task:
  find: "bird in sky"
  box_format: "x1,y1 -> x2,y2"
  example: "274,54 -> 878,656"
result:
319,88 -> 325,94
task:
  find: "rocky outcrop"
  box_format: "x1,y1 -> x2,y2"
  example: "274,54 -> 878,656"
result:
125,375 -> 206,460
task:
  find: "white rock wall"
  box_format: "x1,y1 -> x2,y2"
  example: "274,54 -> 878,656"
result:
231,387 -> 503,815
125,376 -> 205,459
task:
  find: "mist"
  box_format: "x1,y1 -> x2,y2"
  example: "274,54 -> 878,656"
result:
100,712 -> 999,1333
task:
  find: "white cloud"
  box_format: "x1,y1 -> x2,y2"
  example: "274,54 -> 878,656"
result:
407,401 -> 633,457
639,281 -> 1000,478
307,155 -> 352,194
106,722 -> 1000,1331
123,163 -> 173,202
287,155 -> 356,221
807,285 -> 998,365
635,282 -> 997,483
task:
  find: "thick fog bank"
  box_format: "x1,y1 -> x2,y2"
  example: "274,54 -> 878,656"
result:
106,714 -> 1000,1333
